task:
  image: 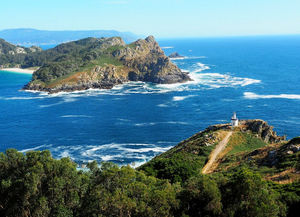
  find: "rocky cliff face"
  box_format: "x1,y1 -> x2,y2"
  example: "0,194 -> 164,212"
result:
23,36 -> 191,93
240,120 -> 286,143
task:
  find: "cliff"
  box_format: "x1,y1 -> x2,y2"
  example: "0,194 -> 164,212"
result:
23,36 -> 191,93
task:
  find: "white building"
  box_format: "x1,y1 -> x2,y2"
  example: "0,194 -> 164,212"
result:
231,112 -> 239,127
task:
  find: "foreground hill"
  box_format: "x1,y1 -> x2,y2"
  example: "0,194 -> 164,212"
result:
139,120 -> 300,184
0,120 -> 299,217
0,28 -> 139,45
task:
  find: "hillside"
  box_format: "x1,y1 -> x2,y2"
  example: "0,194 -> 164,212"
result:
139,119 -> 300,184
0,28 -> 139,46
22,36 -> 190,93
0,39 -> 41,68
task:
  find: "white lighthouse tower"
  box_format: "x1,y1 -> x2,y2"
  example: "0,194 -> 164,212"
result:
231,112 -> 239,127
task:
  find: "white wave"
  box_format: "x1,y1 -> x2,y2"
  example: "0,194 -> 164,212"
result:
81,143 -> 172,158
161,46 -> 174,49
19,143 -> 174,169
134,121 -> 189,127
60,150 -> 71,158
23,90 -> 47,94
0,96 -> 45,100
173,95 -> 195,101
244,92 -> 300,100
194,62 -> 211,72
170,57 -> 186,60
171,56 -> 207,61
61,115 -> 92,118
157,103 -> 170,107
20,145 -> 46,153
117,118 -> 131,122
120,146 -> 172,153
101,154 -> 123,161
130,159 -> 149,168
187,72 -> 261,88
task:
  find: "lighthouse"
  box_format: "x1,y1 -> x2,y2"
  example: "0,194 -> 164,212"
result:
231,112 -> 239,127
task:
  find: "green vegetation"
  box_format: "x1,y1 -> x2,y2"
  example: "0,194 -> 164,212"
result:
1,37 -> 126,85
139,129 -> 218,183
227,131 -> 268,155
0,122 -> 299,216
0,149 -> 298,217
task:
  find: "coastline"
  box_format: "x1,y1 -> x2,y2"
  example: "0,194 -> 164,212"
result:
0,68 -> 36,74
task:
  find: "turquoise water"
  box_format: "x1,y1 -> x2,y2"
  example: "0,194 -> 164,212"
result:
1,36 -> 300,166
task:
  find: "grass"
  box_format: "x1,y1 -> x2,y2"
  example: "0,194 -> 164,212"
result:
104,45 -> 125,54
45,55 -> 123,88
91,55 -> 122,67
227,131 -> 268,155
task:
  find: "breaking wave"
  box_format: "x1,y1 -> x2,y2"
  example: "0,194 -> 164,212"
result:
134,121 -> 189,127
1,62 -> 261,106
244,92 -> 300,100
19,143 -> 174,168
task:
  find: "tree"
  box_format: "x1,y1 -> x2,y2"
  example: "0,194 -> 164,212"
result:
79,162 -> 179,217
221,168 -> 285,217
178,175 -> 222,217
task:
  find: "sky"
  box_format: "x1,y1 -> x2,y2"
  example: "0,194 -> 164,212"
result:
1,0 -> 300,38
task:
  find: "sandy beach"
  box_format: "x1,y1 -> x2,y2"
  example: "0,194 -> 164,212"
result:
0,68 -> 36,74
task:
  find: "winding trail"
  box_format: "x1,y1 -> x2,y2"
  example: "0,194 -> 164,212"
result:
202,131 -> 233,174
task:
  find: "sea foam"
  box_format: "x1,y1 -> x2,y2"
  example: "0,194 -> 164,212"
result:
244,92 -> 300,100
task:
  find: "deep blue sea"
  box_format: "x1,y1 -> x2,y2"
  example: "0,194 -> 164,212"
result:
1,36 -> 300,167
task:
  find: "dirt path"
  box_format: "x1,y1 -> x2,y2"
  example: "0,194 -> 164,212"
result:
202,131 -> 233,174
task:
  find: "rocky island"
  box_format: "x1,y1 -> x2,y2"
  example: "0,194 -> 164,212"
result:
11,36 -> 189,93
168,52 -> 185,59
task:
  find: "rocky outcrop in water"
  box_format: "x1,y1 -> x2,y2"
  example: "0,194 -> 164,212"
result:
169,52 -> 184,59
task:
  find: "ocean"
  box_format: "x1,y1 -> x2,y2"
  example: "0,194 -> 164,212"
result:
1,35 -> 300,167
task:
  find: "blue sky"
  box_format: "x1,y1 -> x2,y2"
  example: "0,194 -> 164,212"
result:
1,0 -> 300,38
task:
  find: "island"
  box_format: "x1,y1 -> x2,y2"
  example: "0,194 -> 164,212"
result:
168,52 -> 185,59
0,36 -> 191,93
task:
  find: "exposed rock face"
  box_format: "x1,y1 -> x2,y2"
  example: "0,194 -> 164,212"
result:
285,137 -> 300,154
240,120 -> 286,143
23,36 -> 191,93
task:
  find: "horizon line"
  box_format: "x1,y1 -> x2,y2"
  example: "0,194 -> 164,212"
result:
1,28 -> 300,40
